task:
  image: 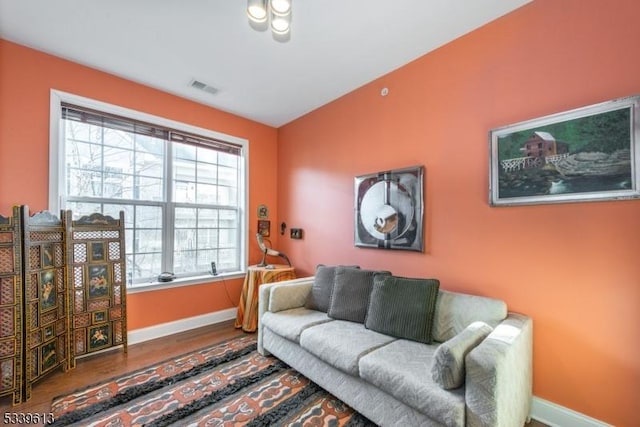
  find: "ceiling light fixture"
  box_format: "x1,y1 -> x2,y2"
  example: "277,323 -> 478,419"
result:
247,0 -> 292,42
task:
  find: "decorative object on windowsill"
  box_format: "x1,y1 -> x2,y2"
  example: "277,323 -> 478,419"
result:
247,0 -> 292,42
489,94 -> 640,206
256,233 -> 291,267
157,272 -> 175,282
354,166 -> 424,252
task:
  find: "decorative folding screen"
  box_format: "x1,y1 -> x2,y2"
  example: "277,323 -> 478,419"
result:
21,207 -> 69,401
0,206 -> 24,405
65,211 -> 128,368
0,207 -> 127,405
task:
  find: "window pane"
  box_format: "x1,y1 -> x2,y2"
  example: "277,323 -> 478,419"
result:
136,134 -> 164,156
197,162 -> 217,184
197,229 -> 218,249
136,151 -> 163,178
103,128 -> 134,149
174,181 -> 195,203
68,168 -> 102,197
198,209 -> 218,227
219,227 -> 237,248
197,250 -> 217,271
174,250 -> 197,274
136,176 -> 163,201
175,144 -> 196,160
219,210 -> 237,227
217,186 -> 237,205
66,140 -> 102,170
135,205 -> 162,229
66,121 -> 101,144
103,172 -> 134,199
218,166 -> 237,187
175,208 -> 197,228
131,252 -> 162,282
135,229 -> 162,253
218,248 -> 238,270
174,158 -> 196,182
197,146 -> 217,164
218,152 -> 238,168
196,183 -> 217,204
175,228 -> 197,251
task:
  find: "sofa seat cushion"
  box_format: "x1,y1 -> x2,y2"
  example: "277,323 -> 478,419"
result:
359,339 -> 466,427
262,308 -> 333,343
300,320 -> 396,376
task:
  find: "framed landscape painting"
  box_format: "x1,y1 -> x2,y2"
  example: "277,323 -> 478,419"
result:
489,95 -> 639,206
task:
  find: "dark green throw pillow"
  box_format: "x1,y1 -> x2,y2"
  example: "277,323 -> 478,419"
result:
305,264 -> 359,312
365,275 -> 440,343
328,268 -> 391,323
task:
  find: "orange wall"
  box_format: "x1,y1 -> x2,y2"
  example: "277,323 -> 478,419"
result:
277,0 -> 639,425
0,39 -> 280,329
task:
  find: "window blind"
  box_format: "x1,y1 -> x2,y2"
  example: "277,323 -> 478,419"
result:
61,103 -> 242,156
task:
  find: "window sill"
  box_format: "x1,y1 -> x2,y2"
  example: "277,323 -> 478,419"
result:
126,271 -> 246,294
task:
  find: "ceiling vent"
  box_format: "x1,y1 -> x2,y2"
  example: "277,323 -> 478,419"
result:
190,79 -> 219,95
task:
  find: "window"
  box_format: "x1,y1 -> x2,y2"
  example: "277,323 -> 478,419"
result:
49,91 -> 248,289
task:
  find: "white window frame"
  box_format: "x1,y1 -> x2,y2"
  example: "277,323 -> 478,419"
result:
49,89 -> 249,292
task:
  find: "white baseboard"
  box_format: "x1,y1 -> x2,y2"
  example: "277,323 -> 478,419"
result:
127,308 -> 237,345
531,396 -> 611,427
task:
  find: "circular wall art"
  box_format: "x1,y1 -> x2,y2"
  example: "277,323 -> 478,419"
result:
354,166 -> 424,251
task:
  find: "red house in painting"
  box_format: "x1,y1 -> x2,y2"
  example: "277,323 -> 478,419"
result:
521,131 -> 569,159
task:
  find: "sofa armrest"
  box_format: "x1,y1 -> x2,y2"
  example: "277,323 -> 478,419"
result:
257,276 -> 314,355
465,312 -> 533,427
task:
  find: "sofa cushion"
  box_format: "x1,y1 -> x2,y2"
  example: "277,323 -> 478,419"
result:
299,319 -> 395,376
432,290 -> 507,342
328,268 -> 390,323
261,307 -> 333,343
359,339 -> 466,426
304,264 -> 359,312
365,275 -> 440,344
431,321 -> 493,389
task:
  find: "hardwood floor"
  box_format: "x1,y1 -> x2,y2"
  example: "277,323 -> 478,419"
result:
1,321 -> 547,426
0,320 -> 245,416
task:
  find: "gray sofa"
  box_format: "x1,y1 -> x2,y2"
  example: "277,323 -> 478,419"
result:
257,274 -> 532,427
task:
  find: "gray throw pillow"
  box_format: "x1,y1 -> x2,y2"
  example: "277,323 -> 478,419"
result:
431,321 -> 493,389
365,275 -> 440,344
305,265 -> 359,312
328,268 -> 390,323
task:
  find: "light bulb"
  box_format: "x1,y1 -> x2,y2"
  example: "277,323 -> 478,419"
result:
247,0 -> 268,23
271,12 -> 290,34
270,0 -> 291,15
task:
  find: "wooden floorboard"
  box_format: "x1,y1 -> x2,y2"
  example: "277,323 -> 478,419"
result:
1,320 -> 548,426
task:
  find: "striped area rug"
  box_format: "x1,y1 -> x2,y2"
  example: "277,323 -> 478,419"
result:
50,335 -> 375,426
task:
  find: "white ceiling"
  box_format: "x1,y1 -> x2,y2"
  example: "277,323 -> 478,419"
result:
0,0 -> 531,127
